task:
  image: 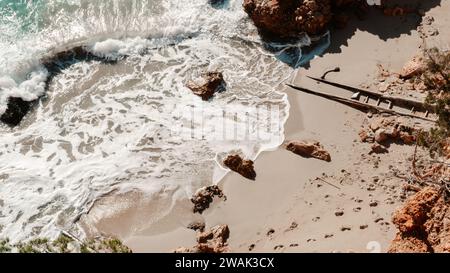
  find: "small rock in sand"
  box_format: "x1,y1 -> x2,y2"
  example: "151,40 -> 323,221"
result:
223,154 -> 256,180
286,140 -> 331,162
360,225 -> 369,230
369,201 -> 379,207
187,221 -> 206,232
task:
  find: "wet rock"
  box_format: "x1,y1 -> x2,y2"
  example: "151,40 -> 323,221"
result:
186,72 -> 225,101
243,0 -> 333,39
191,185 -> 226,214
286,140 -> 331,162
0,97 -> 33,127
223,154 -> 256,180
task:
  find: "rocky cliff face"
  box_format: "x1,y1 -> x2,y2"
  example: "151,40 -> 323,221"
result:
389,187 -> 450,253
243,0 -> 367,39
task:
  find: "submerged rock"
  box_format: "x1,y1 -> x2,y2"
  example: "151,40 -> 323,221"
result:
286,140 -> 331,162
186,72 -> 225,101
389,187 -> 450,253
0,97 -> 33,127
191,185 -> 226,214
223,154 -> 257,180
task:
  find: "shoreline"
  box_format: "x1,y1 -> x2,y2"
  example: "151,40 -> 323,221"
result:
80,1 -> 449,253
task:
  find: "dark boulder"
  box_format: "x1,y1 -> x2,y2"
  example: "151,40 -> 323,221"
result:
0,97 -> 33,127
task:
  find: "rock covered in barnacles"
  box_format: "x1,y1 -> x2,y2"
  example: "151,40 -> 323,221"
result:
223,155 -> 257,180
286,140 -> 332,162
186,72 -> 225,101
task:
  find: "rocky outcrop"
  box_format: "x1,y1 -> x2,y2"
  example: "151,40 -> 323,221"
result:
389,187 -> 450,253
243,0 -> 333,39
186,72 -> 225,101
191,185 -> 226,214
242,0 -> 370,39
286,140 -> 331,162
174,224 -> 230,253
0,97 -> 33,127
223,155 -> 257,180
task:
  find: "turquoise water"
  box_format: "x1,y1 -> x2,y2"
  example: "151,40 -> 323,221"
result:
0,0 -> 45,33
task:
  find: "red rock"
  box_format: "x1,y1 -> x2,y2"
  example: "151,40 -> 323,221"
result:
223,155 -> 256,180
359,129 -> 374,143
389,187 -> 450,253
186,72 -> 225,101
400,55 -> 425,79
243,0 -> 333,39
176,224 -> 230,253
286,140 -> 331,162
370,144 -> 389,154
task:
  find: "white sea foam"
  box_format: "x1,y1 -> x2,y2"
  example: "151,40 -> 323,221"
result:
0,0 -> 322,242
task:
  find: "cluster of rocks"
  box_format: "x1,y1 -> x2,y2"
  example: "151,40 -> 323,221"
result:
223,154 -> 257,180
389,187 -> 450,253
286,140 -> 332,162
175,224 -> 230,253
359,116 -> 416,154
191,185 -> 226,214
186,72 -> 226,101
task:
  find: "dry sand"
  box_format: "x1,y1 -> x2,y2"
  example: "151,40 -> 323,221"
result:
81,1 -> 450,253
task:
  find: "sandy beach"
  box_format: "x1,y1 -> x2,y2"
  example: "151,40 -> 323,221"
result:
2,0 -> 450,256
78,1 -> 450,253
